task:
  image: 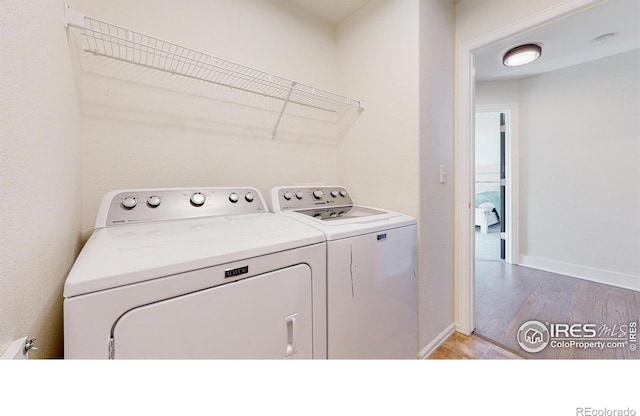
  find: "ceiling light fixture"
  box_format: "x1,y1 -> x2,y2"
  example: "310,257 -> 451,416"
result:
503,43 -> 542,67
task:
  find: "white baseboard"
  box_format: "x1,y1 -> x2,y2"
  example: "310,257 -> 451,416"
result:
419,323 -> 456,359
519,255 -> 640,292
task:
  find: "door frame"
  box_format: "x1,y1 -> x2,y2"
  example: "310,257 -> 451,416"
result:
454,0 -> 605,335
475,105 -> 518,265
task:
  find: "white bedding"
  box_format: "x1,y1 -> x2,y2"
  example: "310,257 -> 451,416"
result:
475,165 -> 500,233
475,164 -> 500,193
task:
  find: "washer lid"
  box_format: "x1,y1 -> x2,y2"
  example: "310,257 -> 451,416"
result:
269,185 -> 417,240
279,206 -> 417,241
295,205 -> 386,221
63,213 -> 324,298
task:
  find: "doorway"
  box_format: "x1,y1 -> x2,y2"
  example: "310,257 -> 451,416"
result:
474,111 -> 502,261
474,105 -> 518,265
473,106 -> 518,346
454,0 -> 601,335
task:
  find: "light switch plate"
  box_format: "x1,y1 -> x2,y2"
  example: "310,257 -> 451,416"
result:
439,165 -> 447,184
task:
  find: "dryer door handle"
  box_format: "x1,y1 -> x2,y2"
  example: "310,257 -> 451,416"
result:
284,314 -> 298,358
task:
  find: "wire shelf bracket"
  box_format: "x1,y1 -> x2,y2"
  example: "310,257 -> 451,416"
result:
64,4 -> 364,140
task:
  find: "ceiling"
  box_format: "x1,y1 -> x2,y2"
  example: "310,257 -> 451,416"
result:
283,0 -> 370,25
282,0 -> 639,81
475,0 -> 640,81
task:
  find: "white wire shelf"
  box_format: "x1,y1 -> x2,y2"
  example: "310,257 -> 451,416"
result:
64,5 -> 363,127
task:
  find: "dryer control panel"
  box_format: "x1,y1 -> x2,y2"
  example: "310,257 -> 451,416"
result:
96,187 -> 267,228
271,186 -> 354,212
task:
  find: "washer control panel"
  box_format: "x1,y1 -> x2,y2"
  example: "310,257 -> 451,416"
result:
99,187 -> 267,228
273,186 -> 353,211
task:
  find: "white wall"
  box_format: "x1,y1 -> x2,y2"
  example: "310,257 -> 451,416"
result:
475,113 -> 500,167
455,0 -> 566,46
80,0 -> 341,236
519,50 -> 640,282
0,0 -> 83,358
335,0 -> 420,219
418,0 -> 456,353
475,79 -> 520,106
476,50 -> 640,287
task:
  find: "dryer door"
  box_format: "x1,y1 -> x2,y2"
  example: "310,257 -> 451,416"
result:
111,264 -> 312,359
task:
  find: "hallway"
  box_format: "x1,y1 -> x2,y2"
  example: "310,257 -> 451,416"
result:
475,260 -> 640,359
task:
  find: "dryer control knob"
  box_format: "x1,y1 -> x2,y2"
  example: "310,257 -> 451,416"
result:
283,191 -> 293,200
330,191 -> 338,198
244,192 -> 255,202
147,196 -> 161,208
295,191 -> 304,200
229,193 -> 239,203
190,192 -> 206,206
122,197 -> 137,209
313,189 -> 324,199
339,190 -> 347,197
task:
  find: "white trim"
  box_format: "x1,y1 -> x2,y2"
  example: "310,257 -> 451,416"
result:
519,255 -> 640,292
454,44 -> 475,335
454,0 -> 606,336
0,337 -> 27,360
475,104 -> 519,265
419,323 -> 456,359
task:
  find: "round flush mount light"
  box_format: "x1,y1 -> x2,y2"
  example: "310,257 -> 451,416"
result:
503,43 -> 542,67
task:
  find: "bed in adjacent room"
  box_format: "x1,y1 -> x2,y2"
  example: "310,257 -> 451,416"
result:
475,165 -> 501,233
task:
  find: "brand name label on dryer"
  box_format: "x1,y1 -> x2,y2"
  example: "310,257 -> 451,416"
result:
377,233 -> 387,241
225,265 -> 249,278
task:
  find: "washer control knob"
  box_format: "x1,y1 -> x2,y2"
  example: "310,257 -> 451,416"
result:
313,189 -> 324,199
295,191 -> 304,200
283,191 -> 293,200
122,197 -> 137,209
229,193 -> 239,203
147,196 -> 161,208
330,191 -> 338,198
244,192 -> 254,202
339,190 -> 347,197
190,192 -> 206,206
330,212 -> 337,218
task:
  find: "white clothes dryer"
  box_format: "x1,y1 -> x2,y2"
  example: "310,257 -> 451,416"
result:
64,187 -> 327,359
270,186 -> 418,359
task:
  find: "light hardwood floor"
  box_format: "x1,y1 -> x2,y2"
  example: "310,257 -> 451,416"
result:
475,260 -> 640,359
428,331 -> 522,359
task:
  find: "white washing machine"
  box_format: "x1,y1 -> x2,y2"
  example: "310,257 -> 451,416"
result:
64,187 -> 327,359
270,186 -> 418,359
